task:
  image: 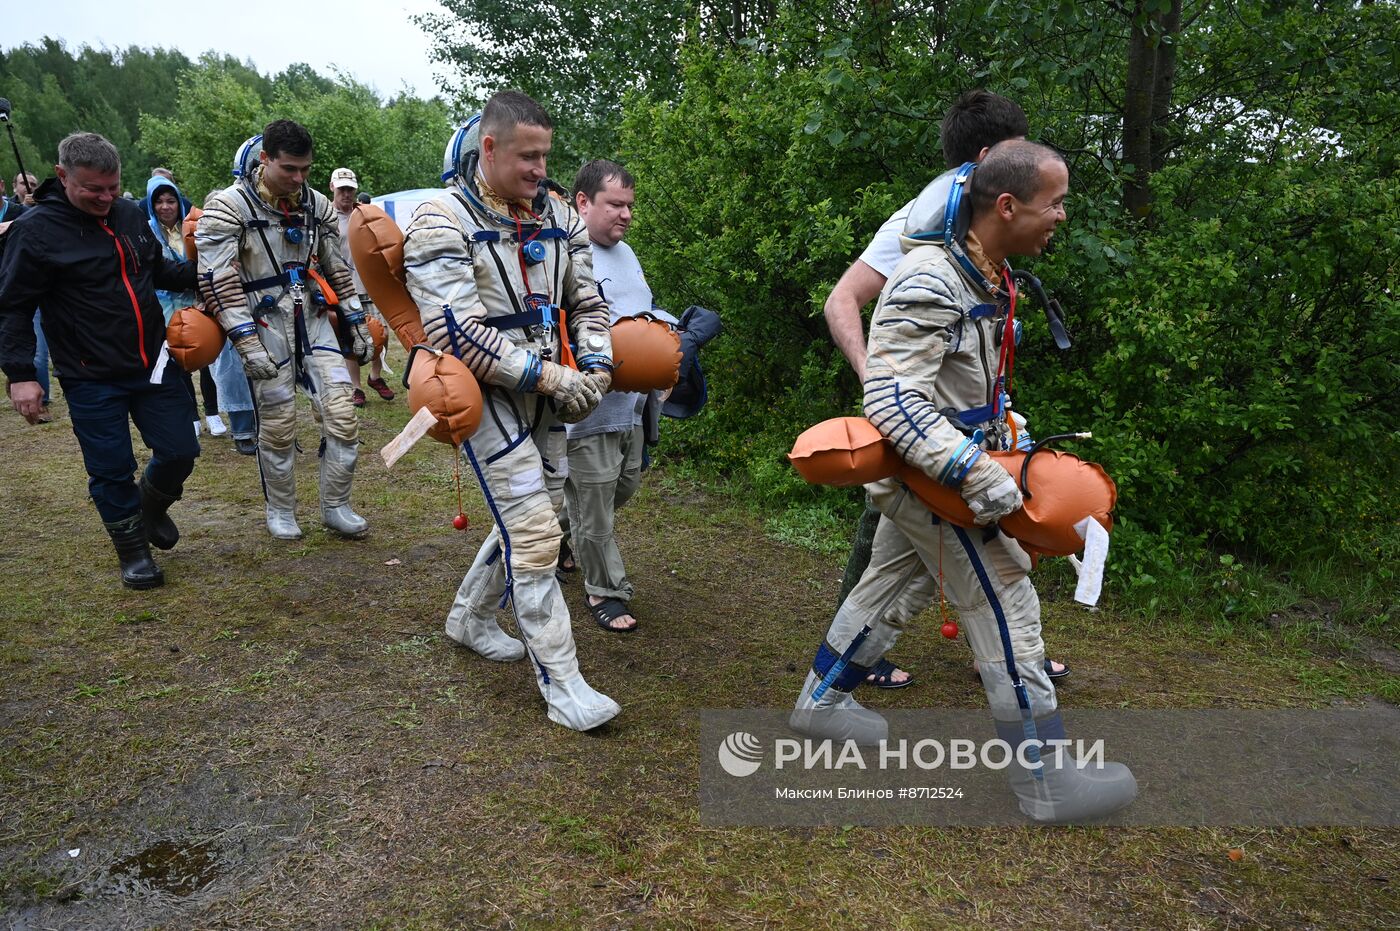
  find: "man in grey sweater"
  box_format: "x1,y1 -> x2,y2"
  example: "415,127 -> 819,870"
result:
560,159 -> 660,633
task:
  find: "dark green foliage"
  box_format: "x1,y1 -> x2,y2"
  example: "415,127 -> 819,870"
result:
0,39 -> 195,190
611,1 -> 1397,601
417,0 -> 776,170
140,60 -> 453,204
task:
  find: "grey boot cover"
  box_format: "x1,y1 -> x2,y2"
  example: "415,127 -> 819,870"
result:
790,670 -> 889,746
445,532 -> 524,661
512,569 -> 619,731
980,662 -> 1137,823
259,442 -> 301,539
788,609 -> 899,747
320,436 -> 368,535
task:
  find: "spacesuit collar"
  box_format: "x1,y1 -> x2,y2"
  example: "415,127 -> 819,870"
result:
475,166 -> 534,214
253,165 -> 303,212
962,230 -> 1001,285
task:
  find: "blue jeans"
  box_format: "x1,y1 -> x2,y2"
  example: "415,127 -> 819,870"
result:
229,408 -> 256,438
33,310 -> 49,404
62,371 -> 200,524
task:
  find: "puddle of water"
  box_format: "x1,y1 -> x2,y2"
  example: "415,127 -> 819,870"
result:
108,839 -> 221,896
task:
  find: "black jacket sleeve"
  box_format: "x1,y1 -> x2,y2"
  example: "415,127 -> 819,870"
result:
662,305 -> 722,419
152,237 -> 197,293
0,222 -> 47,384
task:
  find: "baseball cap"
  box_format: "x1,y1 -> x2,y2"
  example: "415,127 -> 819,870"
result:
330,168 -> 359,190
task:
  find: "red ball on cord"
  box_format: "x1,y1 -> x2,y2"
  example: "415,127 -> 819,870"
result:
940,621 -> 960,640
452,514 -> 469,531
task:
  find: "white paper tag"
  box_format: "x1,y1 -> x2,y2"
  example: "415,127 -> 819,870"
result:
380,406 -> 440,469
149,342 -> 171,385
1072,516 -> 1110,607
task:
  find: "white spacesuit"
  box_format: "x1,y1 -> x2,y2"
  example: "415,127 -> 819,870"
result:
196,138 -> 374,540
401,115 -> 619,731
791,162 -> 1136,822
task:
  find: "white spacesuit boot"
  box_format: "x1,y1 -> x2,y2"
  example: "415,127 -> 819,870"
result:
259,442 -> 302,540
962,582 -> 1137,824
981,660 -> 1137,823
789,620 -> 896,747
320,435 -> 368,536
444,531 -> 525,662
512,569 -> 619,731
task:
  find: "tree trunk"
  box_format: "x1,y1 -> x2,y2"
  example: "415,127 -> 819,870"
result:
1149,0 -> 1183,173
1123,1 -> 1156,218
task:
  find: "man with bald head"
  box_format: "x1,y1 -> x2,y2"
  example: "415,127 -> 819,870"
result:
789,140 -> 1137,823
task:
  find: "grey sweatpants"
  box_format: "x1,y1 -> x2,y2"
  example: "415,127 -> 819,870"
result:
562,425 -> 644,602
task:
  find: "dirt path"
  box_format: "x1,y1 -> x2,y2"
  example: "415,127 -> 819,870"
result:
2,394 -> 1396,930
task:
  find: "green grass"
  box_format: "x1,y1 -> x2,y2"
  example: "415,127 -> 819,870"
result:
1,379 -> 1397,929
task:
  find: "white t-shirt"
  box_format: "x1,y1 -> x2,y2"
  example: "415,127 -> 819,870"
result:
567,239 -> 654,439
857,197 -> 916,279
336,208 -> 365,295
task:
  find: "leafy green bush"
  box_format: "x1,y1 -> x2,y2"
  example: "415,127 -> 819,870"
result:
623,3 -> 1398,611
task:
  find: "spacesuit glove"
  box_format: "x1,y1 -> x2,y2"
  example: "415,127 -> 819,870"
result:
232,333 -> 278,381
348,321 -> 374,365
541,364 -> 603,423
583,369 -> 611,396
963,462 -> 1023,526
538,361 -> 587,402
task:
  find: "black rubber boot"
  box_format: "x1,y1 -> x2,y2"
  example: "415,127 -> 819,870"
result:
104,514 -> 165,590
139,474 -> 180,550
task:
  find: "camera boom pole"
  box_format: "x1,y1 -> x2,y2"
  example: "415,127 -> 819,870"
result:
0,98 -> 34,201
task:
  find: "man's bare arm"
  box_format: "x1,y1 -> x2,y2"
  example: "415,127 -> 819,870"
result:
823,259 -> 887,382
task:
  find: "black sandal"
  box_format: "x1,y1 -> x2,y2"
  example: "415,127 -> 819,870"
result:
866,657 -> 915,689
588,597 -> 637,633
558,540 -> 578,571
974,658 -> 1071,681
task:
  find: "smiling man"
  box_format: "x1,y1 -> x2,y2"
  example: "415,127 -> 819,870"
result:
197,119 -> 375,541
789,140 -> 1138,823
557,159 -> 647,634
402,90 -> 620,732
0,132 -> 199,589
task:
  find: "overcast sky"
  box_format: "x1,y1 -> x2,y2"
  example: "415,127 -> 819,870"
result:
9,0 -> 456,100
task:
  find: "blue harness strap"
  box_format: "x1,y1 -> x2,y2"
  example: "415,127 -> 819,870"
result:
811,625 -> 874,701
484,305 -> 562,332
951,524 -> 1043,776
242,271 -> 290,293
291,307 -> 315,393
462,441 -> 516,613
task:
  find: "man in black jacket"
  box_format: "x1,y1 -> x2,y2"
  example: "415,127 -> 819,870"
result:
0,132 -> 200,590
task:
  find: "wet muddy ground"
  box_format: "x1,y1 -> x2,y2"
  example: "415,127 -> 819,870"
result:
2,392 -> 1397,929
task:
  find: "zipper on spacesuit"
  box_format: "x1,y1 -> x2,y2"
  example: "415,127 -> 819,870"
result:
512,210 -> 559,359
975,316 -> 994,425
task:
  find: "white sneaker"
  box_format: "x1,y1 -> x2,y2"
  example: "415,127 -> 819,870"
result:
206,414 -> 228,436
